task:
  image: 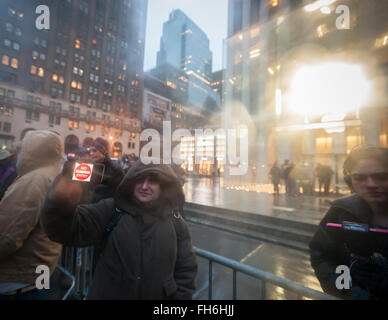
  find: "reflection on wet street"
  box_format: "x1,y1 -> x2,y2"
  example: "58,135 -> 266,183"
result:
183,177 -> 340,225
190,223 -> 322,300
184,176 -> 330,299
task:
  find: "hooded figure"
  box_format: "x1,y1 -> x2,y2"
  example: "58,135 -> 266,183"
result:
88,137 -> 124,203
0,130 -> 63,298
41,160 -> 198,300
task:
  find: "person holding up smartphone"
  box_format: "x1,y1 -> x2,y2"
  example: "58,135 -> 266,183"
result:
40,160 -> 197,299
310,146 -> 388,300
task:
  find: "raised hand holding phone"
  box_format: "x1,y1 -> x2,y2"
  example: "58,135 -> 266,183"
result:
50,155 -> 105,206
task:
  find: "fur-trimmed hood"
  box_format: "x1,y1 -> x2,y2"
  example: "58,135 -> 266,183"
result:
114,161 -> 185,215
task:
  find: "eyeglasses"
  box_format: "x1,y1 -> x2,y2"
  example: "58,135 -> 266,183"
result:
351,172 -> 388,183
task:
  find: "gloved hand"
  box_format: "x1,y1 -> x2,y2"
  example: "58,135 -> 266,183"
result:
350,253 -> 388,297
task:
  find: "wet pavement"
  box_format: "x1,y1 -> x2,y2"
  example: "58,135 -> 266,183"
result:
183,177 -> 349,225
189,222 -> 323,300
184,176 -> 346,299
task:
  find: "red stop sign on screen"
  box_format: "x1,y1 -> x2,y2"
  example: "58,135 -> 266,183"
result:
73,163 -> 93,182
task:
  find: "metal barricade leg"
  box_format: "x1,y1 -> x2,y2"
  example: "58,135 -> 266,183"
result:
233,270 -> 237,300
208,260 -> 213,300
81,248 -> 87,297
75,248 -> 82,295
261,280 -> 266,300
88,247 -> 94,292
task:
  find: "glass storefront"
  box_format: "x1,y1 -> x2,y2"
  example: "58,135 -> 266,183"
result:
224,0 -> 388,183
179,133 -> 226,176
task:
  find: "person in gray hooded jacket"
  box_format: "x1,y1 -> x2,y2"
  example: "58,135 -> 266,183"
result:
0,130 -> 63,299
41,160 -> 197,300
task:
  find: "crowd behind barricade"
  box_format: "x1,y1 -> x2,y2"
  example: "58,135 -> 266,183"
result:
0,130 -> 387,300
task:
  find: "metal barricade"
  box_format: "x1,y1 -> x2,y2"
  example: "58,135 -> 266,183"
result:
55,265 -> 76,300
193,247 -> 340,300
58,246 -> 95,299
59,246 -> 339,300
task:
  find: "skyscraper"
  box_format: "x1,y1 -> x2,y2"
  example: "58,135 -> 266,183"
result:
156,9 -> 220,108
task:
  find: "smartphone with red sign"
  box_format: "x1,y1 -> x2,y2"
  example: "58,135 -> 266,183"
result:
68,157 -> 105,185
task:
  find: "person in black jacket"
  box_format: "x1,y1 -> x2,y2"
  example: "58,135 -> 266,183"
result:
269,162 -> 282,195
310,146 -> 388,299
88,138 -> 124,203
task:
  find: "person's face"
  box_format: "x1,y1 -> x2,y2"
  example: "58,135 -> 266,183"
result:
133,175 -> 161,203
350,159 -> 388,205
89,147 -> 105,163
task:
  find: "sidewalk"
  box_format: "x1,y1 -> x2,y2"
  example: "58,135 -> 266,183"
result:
183,177 -> 351,226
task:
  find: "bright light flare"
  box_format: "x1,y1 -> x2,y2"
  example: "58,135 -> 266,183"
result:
275,89 -> 282,116
320,6 -> 331,14
289,62 -> 372,118
304,0 -> 336,12
321,113 -> 346,122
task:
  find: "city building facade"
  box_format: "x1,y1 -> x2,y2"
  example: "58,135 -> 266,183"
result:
144,70 -> 224,176
225,0 -> 388,186
211,69 -> 225,106
144,70 -> 206,131
0,0 -> 148,157
156,9 -> 221,109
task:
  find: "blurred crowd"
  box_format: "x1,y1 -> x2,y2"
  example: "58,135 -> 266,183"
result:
269,160 -> 334,196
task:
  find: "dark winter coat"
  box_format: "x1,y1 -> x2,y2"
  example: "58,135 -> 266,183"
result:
41,161 -> 197,300
316,165 -> 333,183
269,166 -> 282,184
310,194 -> 388,299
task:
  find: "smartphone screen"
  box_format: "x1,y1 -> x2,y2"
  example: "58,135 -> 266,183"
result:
72,162 -> 94,182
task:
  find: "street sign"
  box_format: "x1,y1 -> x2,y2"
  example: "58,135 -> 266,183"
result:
72,162 -> 93,182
